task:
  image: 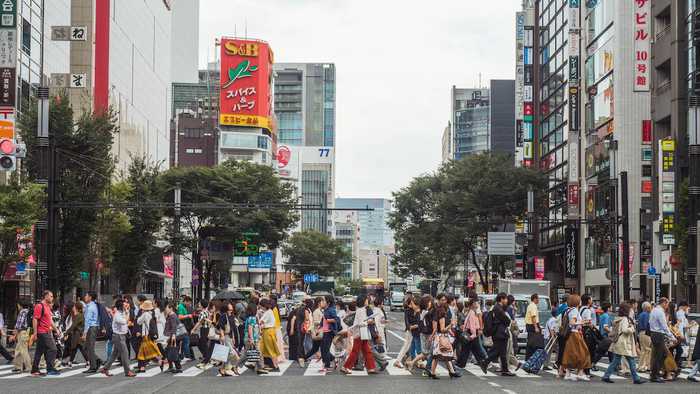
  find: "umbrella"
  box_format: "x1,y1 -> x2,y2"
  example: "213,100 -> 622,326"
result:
213,290 -> 246,301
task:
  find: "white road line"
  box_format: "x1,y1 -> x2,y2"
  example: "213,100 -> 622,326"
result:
0,364 -> 15,370
263,360 -> 293,377
1,372 -> 32,379
0,369 -> 17,376
135,366 -> 163,377
463,363 -> 497,377
502,389 -> 518,394
513,367 -> 540,378
176,365 -> 206,377
385,359 -> 412,376
387,329 -> 406,342
87,363 -> 138,378
303,359 -> 326,376
46,367 -> 91,378
488,381 -> 501,387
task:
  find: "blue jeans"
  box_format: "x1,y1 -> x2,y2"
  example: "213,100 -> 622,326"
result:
179,334 -> 192,359
106,339 -> 113,360
603,354 -> 641,382
410,335 -> 421,358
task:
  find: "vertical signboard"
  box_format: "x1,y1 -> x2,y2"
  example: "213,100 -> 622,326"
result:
634,0 -> 651,91
515,12 -> 525,162
219,38 -> 273,130
0,0 -> 17,28
534,257 -> 545,280
565,227 -> 578,279
659,139 -> 675,245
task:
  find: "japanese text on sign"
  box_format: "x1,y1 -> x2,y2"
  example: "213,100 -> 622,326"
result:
634,0 -> 650,91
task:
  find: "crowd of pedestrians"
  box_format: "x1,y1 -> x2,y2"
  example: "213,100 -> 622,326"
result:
0,288 -> 698,386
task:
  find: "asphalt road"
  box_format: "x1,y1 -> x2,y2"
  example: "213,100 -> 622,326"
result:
1,311 -> 697,394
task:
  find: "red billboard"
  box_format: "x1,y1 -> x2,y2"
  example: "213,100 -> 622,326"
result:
219,38 -> 273,130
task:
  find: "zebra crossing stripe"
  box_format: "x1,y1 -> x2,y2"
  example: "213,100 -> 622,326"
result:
263,360 -> 293,377
0,364 -> 14,370
87,363 -> 138,378
135,366 -> 164,377
177,365 -> 207,377
303,359 -> 326,376
384,359 -> 411,376
512,367 -> 540,378
46,367 -> 90,378
463,364 -> 497,377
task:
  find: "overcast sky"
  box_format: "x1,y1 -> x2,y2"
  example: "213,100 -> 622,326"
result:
199,0 -> 521,199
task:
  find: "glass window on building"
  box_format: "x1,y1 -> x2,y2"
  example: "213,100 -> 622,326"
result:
22,18 -> 31,55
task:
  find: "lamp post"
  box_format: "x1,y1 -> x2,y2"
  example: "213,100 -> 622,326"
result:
604,139 -> 620,305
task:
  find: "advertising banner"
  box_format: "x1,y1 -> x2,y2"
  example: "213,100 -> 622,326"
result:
219,38 -> 273,130
163,255 -> 174,278
534,257 -> 545,280
659,139 -> 675,244
565,227 -> 578,279
633,0 -> 651,91
568,86 -> 580,131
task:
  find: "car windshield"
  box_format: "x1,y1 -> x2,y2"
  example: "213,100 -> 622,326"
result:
513,298 -> 551,318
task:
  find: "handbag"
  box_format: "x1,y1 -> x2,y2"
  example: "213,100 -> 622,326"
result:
166,343 -> 180,363
210,343 -> 230,363
208,328 -> 220,341
175,321 -> 187,338
246,347 -> 261,363
438,334 -> 453,353
527,330 -> 545,349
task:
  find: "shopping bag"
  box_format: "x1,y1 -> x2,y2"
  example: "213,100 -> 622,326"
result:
166,345 -> 180,363
246,348 -> 261,363
360,326 -> 370,341
210,343 -> 230,363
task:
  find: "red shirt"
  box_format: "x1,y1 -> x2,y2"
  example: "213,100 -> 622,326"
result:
33,302 -> 53,334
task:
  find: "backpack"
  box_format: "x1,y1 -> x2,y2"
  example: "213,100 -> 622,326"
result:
96,302 -> 113,339
483,309 -> 497,337
559,307 -> 573,337
148,312 -> 159,340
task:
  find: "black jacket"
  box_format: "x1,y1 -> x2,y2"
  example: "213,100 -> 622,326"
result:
492,304 -> 511,340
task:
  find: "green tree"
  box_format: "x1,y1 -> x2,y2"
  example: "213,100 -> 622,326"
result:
159,160 -> 298,298
0,179 -> 44,299
112,156 -> 163,293
282,229 -> 349,278
18,96 -> 118,296
389,153 -> 546,291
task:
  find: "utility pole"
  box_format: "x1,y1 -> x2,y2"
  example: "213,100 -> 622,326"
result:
173,183 -> 181,299
621,171 -> 630,302
689,141 -> 699,308
35,85 -> 55,297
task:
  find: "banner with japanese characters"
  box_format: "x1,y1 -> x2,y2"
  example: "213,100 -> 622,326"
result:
633,0 -> 650,92
219,38 -> 273,130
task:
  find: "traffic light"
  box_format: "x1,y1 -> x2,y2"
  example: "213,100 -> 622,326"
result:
0,138 -> 16,171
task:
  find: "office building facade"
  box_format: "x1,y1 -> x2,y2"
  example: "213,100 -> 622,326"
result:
273,63 -> 336,146
449,81 -> 515,161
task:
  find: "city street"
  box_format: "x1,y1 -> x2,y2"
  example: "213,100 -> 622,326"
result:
1,312 -> 697,394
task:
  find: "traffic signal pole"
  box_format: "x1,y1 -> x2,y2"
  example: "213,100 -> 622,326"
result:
621,171 -> 630,302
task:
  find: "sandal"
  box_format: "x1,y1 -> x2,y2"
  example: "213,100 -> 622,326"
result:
340,367 -> 351,375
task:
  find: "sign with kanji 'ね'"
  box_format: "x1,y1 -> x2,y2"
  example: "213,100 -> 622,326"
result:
634,0 -> 650,91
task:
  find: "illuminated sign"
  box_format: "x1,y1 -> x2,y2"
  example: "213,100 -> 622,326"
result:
219,38 -> 273,130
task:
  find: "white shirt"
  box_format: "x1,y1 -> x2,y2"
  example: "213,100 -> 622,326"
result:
568,308 -> 582,332
155,309 -> 167,344
580,306 -> 594,325
676,309 -> 688,337
260,309 -> 276,328
112,310 -> 129,335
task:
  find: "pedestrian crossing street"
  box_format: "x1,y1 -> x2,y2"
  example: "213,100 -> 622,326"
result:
0,358 -> 696,383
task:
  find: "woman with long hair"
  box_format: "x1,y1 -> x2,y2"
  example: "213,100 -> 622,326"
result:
63,302 -> 88,367
259,298 -> 281,371
270,295 -> 286,364
601,303 -> 645,384
243,302 -> 267,375
339,294 -> 376,375
394,295 -> 416,368
216,302 -> 240,376
560,294 -> 591,381
429,302 -> 461,379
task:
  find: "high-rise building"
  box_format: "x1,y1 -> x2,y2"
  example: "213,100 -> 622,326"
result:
273,63 -> 336,146
333,210 -> 360,280
522,0 -> 653,303
65,0 -> 194,169
335,198 -> 394,249
441,122 -> 452,163
170,0 -> 200,84
449,81 -> 515,161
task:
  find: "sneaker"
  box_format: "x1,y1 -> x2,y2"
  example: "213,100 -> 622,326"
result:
688,376 -> 700,383
578,374 -> 590,381
46,370 -> 61,376
564,373 -> 577,381
31,371 -> 45,377
601,377 -> 614,383
633,379 -> 647,384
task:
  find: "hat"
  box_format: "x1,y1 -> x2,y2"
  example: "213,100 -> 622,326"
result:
140,300 -> 154,311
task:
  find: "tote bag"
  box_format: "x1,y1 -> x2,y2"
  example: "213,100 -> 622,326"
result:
210,343 -> 231,363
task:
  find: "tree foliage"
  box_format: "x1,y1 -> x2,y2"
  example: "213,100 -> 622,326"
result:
112,156 -> 163,293
159,160 -> 299,298
18,96 -> 118,296
389,153 -> 547,291
0,179 -> 44,297
282,229 -> 349,278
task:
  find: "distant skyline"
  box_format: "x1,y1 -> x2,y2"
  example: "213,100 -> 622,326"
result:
200,0 -> 521,199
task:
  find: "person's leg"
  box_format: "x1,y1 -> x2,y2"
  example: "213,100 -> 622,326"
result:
86,327 -> 98,370
343,338 -> 361,370
626,356 -> 641,382
44,334 -> 58,372
179,335 -> 189,359
320,332 -> 333,368
102,334 -> 120,371
360,340 -> 376,371
649,333 -> 664,380
603,354 -> 621,379
0,342 -> 13,361
688,360 -> 700,378
31,334 -> 48,373
497,339 -> 509,372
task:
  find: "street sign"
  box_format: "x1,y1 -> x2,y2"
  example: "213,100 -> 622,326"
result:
654,273 -> 662,301
304,273 -> 319,283
0,118 -> 12,138
0,29 -> 17,68
247,251 -> 273,269
51,25 -> 88,41
15,261 -> 25,276
647,265 -> 656,276
487,232 -> 515,255
70,73 -> 87,88
0,0 -> 17,28
0,66 -> 14,106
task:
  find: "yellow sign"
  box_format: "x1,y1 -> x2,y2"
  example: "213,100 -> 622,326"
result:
219,114 -> 271,130
0,119 -> 14,139
223,41 -> 259,57
661,139 -> 675,152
